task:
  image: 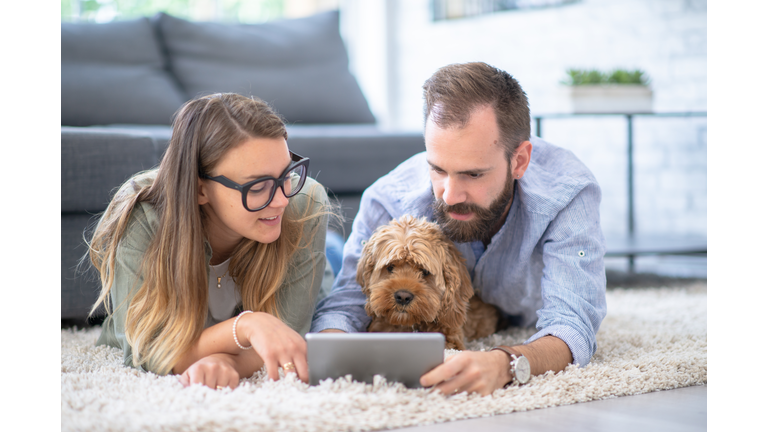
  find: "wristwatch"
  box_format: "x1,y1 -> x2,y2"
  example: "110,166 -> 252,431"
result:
491,346 -> 531,386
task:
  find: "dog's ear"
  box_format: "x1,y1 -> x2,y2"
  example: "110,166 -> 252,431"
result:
356,235 -> 377,297
436,241 -> 474,329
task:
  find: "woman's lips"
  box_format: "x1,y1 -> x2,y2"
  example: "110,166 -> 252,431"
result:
259,215 -> 281,226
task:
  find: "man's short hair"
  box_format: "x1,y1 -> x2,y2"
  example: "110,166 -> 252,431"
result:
422,62 -> 531,158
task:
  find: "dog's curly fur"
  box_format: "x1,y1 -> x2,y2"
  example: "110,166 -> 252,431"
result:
357,215 -> 500,349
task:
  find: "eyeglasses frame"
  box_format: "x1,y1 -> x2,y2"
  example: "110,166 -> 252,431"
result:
202,151 -> 310,212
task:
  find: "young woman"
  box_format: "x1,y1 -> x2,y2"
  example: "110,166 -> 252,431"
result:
87,93 -> 331,390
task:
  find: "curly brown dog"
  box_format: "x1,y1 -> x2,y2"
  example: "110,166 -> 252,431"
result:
357,215 -> 499,350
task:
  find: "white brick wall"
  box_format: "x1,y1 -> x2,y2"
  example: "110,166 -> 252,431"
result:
341,0 -> 707,239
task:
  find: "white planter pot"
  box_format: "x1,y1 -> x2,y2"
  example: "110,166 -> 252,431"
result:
567,84 -> 653,114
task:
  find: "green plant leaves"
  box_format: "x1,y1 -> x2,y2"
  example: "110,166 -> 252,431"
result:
563,68 -> 650,86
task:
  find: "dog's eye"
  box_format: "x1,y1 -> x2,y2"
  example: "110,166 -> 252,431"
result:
421,269 -> 430,277
386,265 -> 394,273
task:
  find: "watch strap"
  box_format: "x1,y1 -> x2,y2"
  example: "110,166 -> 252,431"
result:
491,346 -> 530,386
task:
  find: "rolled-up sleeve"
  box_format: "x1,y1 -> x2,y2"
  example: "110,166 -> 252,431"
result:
525,183 -> 607,367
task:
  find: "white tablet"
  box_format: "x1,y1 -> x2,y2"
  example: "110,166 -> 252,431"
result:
305,332 -> 445,388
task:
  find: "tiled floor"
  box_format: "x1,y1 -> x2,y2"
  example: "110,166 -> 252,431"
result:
398,385 -> 706,432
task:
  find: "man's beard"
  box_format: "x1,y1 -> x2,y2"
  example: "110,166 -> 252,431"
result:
431,170 -> 515,244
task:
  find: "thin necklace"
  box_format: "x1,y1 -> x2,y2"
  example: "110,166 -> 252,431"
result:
216,270 -> 228,289
211,253 -> 230,289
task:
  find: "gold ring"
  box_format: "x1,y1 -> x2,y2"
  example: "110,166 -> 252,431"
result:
282,362 -> 296,370
216,386 -> 225,390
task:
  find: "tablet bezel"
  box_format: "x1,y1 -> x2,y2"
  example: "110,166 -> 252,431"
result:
305,332 -> 445,388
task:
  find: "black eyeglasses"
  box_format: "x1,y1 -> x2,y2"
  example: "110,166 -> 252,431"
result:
203,151 -> 309,212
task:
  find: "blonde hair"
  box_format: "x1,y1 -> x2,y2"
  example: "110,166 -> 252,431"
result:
87,93 -> 326,374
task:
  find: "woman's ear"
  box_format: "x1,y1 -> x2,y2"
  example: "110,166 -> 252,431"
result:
198,178 -> 210,206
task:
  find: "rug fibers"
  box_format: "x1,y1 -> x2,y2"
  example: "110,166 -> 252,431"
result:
62,285 -> 707,431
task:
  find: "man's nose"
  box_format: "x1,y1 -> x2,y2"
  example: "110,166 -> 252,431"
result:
442,177 -> 465,206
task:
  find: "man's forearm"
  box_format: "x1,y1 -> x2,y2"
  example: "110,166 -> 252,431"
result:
501,335 -> 573,376
310,286 -> 371,333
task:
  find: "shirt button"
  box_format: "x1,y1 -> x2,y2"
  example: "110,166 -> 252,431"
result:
578,250 -> 585,257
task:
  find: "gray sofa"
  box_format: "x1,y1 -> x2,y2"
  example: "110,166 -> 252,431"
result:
61,11 -> 426,323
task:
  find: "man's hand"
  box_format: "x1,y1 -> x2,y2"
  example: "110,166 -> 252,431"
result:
319,329 -> 346,333
419,350 -> 512,396
420,336 -> 574,396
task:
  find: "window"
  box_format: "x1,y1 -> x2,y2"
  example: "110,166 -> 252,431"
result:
61,0 -> 339,23
432,0 -> 580,21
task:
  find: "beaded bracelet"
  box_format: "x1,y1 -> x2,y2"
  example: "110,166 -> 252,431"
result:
233,310 -> 254,350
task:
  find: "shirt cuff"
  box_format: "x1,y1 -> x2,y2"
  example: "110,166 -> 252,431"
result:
309,314 -> 361,334
525,324 -> 593,368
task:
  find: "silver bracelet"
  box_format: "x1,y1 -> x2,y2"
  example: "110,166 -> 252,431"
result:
233,310 -> 253,350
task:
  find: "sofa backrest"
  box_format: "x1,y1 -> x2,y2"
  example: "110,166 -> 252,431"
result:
156,11 -> 375,124
61,11 -> 375,126
61,17 -> 187,126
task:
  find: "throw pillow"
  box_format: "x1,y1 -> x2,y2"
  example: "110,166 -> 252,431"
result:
61,18 -> 187,126
155,11 -> 376,124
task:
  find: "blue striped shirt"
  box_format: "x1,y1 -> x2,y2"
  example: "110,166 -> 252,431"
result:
310,137 -> 607,367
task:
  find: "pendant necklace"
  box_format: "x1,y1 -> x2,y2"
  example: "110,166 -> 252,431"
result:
216,270 -> 228,289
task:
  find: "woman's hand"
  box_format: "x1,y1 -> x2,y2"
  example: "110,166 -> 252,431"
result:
179,353 -> 240,390
237,312 -> 309,383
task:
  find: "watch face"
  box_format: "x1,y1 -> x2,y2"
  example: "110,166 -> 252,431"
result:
515,356 -> 531,384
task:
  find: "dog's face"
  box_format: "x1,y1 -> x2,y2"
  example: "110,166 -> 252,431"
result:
357,215 -> 474,329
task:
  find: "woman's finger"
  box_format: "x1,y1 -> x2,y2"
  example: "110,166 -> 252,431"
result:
179,371 -> 190,387
204,367 -> 219,390
243,312 -> 309,382
292,355 -> 309,383
186,366 -> 203,387
282,335 -> 307,382
265,356 -> 281,381
226,368 -> 240,389
278,355 -> 298,378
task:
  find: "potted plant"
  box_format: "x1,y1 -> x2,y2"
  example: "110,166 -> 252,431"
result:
562,68 -> 653,114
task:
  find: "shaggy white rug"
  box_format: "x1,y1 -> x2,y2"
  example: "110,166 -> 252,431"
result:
62,285 -> 706,432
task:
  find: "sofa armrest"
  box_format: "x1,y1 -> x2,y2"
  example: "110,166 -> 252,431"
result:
61,127 -> 166,213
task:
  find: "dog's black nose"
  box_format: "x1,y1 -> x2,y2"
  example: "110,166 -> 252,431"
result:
394,290 -> 414,306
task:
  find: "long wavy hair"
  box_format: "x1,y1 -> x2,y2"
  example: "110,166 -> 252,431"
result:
87,93 -> 324,374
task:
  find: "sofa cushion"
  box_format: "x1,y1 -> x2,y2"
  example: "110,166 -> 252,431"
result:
284,125 -> 425,194
61,18 -> 187,126
61,127 -> 164,212
62,213 -> 104,320
156,11 -> 375,124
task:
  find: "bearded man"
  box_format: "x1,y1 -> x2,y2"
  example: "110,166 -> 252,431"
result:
310,62 -> 607,395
